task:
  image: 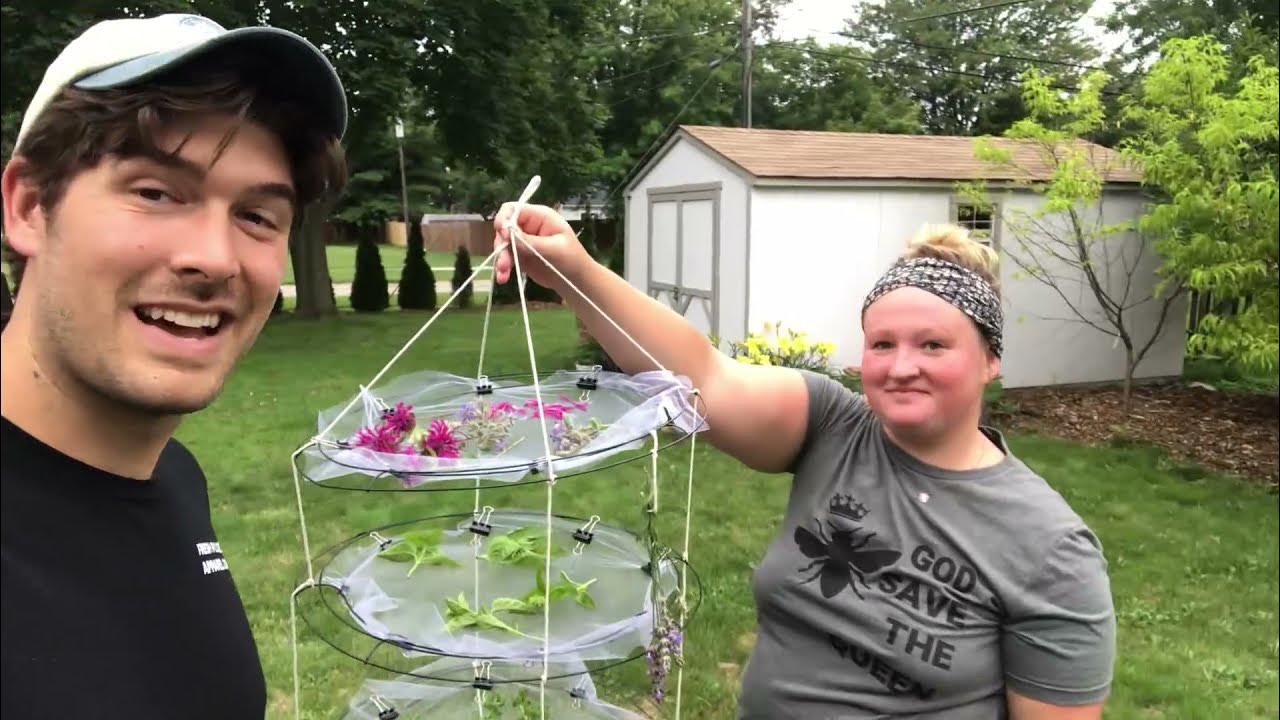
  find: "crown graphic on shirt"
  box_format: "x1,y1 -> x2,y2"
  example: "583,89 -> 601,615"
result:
829,493 -> 870,521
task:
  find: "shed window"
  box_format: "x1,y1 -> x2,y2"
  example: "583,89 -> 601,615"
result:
953,203 -> 998,246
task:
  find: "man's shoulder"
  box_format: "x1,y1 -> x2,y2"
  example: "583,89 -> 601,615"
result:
157,437 -> 209,491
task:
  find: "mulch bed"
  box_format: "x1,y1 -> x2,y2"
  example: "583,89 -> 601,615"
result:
993,383 -> 1279,488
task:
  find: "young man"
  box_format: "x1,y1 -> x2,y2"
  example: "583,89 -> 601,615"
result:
1,14 -> 347,718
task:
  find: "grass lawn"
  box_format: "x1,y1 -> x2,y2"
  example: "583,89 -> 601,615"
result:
178,309 -> 1279,719
282,244 -> 493,285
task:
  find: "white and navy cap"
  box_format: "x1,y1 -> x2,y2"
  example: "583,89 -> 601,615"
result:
15,13 -> 348,151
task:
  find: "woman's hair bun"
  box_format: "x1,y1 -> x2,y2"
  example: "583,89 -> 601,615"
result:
902,223 -> 1000,293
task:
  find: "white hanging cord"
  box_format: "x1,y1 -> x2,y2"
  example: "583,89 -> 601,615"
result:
476,255 -> 498,380
673,389 -> 703,720
311,245 -> 502,442
511,232 -> 670,375
472,660 -> 493,716
472,505 -> 494,607
289,578 -> 315,720
503,175 -> 559,720
290,444 -> 316,582
648,429 -> 660,513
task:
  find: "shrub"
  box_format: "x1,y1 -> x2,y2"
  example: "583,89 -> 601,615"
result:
349,236 -> 389,312
451,246 -> 474,308
728,322 -> 836,373
607,233 -> 624,277
523,277 -> 561,304
491,270 -> 521,305
398,220 -> 437,310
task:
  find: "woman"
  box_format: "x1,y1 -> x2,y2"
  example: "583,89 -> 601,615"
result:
493,206 -> 1115,720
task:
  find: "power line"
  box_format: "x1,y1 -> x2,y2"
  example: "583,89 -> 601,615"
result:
592,45 -> 720,88
767,40 -> 1123,97
604,47 -> 738,203
833,29 -> 1108,72
770,39 -> 993,82
578,23 -> 735,50
890,0 -> 1041,26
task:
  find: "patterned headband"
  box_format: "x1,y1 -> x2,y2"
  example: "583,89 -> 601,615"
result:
861,257 -> 1004,357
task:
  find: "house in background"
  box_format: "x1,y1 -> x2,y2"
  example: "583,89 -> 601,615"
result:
622,125 -> 1185,389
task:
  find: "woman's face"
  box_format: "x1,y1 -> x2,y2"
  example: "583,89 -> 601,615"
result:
860,287 -> 999,444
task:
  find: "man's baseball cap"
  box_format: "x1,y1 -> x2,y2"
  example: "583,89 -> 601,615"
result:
15,13 -> 348,151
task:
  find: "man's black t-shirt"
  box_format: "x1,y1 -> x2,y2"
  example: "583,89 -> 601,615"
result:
1,415 -> 266,719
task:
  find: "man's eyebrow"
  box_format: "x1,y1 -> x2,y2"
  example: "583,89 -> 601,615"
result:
246,183 -> 297,208
126,153 -> 296,208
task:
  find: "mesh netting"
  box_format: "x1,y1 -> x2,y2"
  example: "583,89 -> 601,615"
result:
340,658 -> 644,720
319,511 -> 677,661
299,370 -> 701,490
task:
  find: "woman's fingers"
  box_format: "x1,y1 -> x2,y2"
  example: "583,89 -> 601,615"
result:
491,203 -> 574,284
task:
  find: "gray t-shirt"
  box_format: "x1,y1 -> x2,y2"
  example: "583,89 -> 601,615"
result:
738,371 -> 1115,719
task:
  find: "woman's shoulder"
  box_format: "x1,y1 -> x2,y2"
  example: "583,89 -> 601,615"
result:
973,448 -> 1109,586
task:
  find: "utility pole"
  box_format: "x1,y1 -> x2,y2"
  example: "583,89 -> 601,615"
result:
741,0 -> 752,128
394,118 -> 410,237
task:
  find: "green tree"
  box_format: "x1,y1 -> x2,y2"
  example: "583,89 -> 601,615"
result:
849,0 -> 1101,136
397,219 -> 437,311
1105,0 -> 1278,72
415,0 -> 611,212
751,40 -> 920,133
451,246 -> 474,309
963,69 -> 1185,406
589,0 -> 742,200
1120,36 -> 1279,373
349,237 -> 390,312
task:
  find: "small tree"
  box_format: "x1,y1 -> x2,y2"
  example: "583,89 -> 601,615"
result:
349,236 -> 390,312
964,68 -> 1185,407
1121,36 -> 1278,374
398,217 -> 437,311
451,246 -> 474,308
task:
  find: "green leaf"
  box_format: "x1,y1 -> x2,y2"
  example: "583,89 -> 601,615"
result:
479,526 -> 562,566
491,596 -> 539,615
377,528 -> 457,577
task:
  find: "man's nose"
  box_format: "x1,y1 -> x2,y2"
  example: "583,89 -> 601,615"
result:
171,209 -> 238,283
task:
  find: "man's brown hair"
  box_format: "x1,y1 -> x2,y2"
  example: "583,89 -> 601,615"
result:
4,51 -> 347,285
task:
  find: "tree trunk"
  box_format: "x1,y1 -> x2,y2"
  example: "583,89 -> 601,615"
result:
290,198 -> 338,318
1122,344 -> 1136,411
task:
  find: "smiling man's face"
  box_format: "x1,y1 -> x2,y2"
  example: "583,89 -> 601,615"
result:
17,113 -> 294,416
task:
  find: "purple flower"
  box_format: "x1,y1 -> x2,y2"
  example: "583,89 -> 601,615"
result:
420,419 -> 461,459
455,402 -> 480,422
559,394 -> 589,412
523,398 -> 569,420
667,628 -> 683,649
381,402 -> 416,433
352,422 -> 402,454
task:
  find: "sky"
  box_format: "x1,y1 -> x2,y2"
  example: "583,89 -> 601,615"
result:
773,0 -> 1127,54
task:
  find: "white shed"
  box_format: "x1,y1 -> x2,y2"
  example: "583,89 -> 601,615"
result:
622,125 -> 1185,389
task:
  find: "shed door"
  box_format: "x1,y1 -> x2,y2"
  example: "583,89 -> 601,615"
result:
647,185 -> 720,337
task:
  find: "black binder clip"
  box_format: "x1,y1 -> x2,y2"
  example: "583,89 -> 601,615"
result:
469,507 -> 494,536
572,515 -> 601,555
576,364 -> 601,390
474,375 -> 494,395
371,695 -> 399,720
472,676 -> 495,691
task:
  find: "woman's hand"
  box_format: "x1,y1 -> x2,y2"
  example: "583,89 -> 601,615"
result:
491,202 -> 595,292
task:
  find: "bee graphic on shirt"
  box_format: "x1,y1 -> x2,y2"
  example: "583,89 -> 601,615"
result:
794,494 -> 900,600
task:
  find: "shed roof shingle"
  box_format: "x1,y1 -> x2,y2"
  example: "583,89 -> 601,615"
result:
678,125 -> 1141,183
